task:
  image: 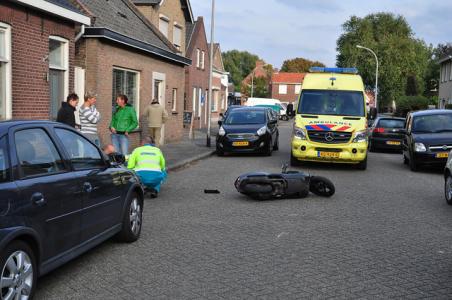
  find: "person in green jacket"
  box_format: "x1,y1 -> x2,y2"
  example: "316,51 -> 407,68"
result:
128,136 -> 167,198
110,94 -> 138,155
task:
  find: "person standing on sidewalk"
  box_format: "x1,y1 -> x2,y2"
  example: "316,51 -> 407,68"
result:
79,92 -> 101,146
127,136 -> 167,198
143,99 -> 168,147
56,93 -> 79,128
110,94 -> 138,155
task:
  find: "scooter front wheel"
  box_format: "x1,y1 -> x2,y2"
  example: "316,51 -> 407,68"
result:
309,176 -> 335,197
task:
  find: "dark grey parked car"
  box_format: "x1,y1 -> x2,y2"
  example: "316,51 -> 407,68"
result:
0,120 -> 144,299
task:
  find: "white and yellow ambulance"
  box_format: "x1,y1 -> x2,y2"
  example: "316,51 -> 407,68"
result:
291,67 -> 369,169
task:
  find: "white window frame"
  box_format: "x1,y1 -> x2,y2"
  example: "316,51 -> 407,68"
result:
152,72 -> 165,112
0,22 -> 12,120
295,84 -> 301,94
201,51 -> 205,69
49,36 -> 69,101
211,90 -> 218,112
198,87 -> 202,118
279,84 -> 287,95
173,23 -> 182,49
192,87 -> 197,114
113,66 -> 141,120
172,88 -> 177,111
159,15 -> 170,38
196,49 -> 200,68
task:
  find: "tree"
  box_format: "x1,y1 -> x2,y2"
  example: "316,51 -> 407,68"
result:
280,57 -> 325,73
241,64 -> 273,98
336,13 -> 431,110
222,50 -> 260,90
424,43 -> 452,98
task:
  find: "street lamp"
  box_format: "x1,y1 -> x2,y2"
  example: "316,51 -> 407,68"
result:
357,45 -> 379,112
207,0 -> 215,147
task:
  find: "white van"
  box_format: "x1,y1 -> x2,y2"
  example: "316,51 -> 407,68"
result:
245,98 -> 288,120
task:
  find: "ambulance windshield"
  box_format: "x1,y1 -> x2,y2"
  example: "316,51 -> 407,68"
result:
298,90 -> 365,117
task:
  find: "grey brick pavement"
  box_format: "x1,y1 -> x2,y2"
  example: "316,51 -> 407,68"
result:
35,123 -> 452,299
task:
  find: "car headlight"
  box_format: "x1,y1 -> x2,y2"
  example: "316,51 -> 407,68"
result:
352,130 -> 367,143
218,126 -> 226,136
414,142 -> 426,152
293,125 -> 307,140
257,126 -> 267,136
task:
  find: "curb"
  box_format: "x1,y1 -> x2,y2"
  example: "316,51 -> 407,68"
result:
167,150 -> 216,172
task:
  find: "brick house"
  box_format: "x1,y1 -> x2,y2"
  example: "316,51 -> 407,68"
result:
209,43 -> 229,122
74,0 -> 191,148
241,60 -> 270,97
184,17 -> 210,129
270,72 -> 305,103
0,0 -> 90,121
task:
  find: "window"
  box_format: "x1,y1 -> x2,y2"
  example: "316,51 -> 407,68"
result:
159,17 -> 169,38
0,136 -> 10,182
15,129 -> 65,178
279,84 -> 287,94
49,36 -> 69,120
172,88 -> 177,111
112,68 -> 139,114
0,23 -> 11,120
201,51 -> 205,69
198,87 -> 202,117
211,90 -> 218,112
196,49 -> 200,68
173,25 -> 182,49
295,84 -> 301,94
192,87 -> 197,114
55,128 -> 104,170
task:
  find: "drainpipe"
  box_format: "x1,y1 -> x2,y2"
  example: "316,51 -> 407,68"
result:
75,25 -> 85,42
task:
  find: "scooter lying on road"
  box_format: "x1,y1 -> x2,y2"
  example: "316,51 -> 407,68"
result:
234,164 -> 335,200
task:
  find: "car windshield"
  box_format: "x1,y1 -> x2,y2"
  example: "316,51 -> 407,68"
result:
412,114 -> 452,133
378,119 -> 404,128
298,90 -> 365,117
225,110 -> 266,125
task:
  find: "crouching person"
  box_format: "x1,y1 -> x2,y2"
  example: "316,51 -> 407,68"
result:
127,136 -> 167,198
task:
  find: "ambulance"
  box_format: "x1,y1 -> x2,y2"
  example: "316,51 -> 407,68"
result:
291,67 -> 369,170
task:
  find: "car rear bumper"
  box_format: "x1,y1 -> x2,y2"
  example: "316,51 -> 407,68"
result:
291,138 -> 367,164
370,137 -> 403,150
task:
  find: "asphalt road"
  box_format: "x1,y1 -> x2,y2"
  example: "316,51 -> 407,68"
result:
35,122 -> 452,299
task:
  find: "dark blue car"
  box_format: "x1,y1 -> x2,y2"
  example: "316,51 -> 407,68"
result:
0,120 -> 144,299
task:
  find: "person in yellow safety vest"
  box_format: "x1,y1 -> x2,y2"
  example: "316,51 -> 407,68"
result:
127,136 -> 167,198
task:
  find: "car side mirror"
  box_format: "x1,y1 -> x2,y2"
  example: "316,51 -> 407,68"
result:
369,107 -> 377,120
108,152 -> 125,166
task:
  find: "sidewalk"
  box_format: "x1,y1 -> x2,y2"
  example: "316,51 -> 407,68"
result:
160,127 -> 218,172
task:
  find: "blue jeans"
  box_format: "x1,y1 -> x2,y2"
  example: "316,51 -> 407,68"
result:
111,133 -> 129,155
136,170 -> 167,192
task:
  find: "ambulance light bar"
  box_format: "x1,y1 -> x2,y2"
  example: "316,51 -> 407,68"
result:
309,67 -> 358,74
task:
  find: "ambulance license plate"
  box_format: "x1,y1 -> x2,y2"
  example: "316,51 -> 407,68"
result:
386,141 -> 401,145
232,141 -> 249,147
436,152 -> 449,158
318,151 -> 340,158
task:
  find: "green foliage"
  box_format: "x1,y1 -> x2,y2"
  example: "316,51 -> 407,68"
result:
280,57 -> 325,72
222,50 -> 260,90
336,13 -> 431,110
424,43 -> 452,97
242,76 -> 270,98
394,95 -> 430,117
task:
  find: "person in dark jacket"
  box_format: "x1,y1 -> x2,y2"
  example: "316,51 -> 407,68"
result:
56,93 -> 79,127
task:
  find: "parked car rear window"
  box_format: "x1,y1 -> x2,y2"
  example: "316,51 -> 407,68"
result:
15,128 -> 65,177
0,136 -> 10,182
55,128 -> 104,170
412,114 -> 452,133
378,119 -> 404,128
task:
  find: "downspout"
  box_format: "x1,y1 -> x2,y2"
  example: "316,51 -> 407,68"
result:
75,25 -> 85,42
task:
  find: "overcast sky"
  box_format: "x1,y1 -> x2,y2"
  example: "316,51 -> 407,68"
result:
190,0 -> 452,68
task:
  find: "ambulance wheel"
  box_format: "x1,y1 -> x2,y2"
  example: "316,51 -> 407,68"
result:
309,176 -> 335,197
356,157 -> 367,170
290,152 -> 300,166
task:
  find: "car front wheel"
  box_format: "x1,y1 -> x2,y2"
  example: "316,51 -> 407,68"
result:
1,240 -> 37,300
445,174 -> 452,205
117,192 -> 143,243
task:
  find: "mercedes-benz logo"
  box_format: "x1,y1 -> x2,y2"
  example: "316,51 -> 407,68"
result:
324,132 -> 334,142
442,145 -> 448,151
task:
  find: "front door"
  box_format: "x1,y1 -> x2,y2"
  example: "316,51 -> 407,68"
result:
12,127 -> 81,261
54,128 -> 122,242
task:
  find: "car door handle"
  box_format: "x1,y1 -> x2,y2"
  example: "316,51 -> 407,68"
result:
83,182 -> 93,193
31,192 -> 46,206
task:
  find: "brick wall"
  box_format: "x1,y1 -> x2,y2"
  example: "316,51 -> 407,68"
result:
77,38 -> 185,148
271,83 -> 300,103
185,19 -> 210,129
0,2 -> 76,119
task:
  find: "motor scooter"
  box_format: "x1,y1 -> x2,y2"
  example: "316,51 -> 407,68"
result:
235,164 -> 335,200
